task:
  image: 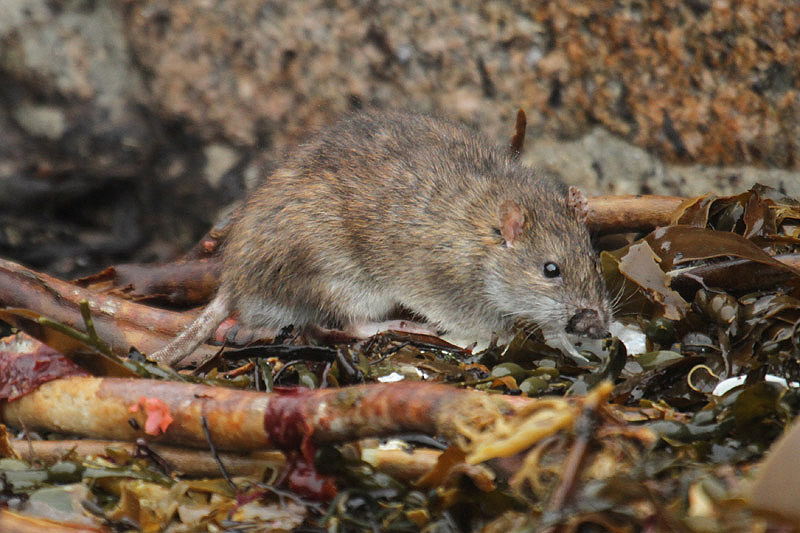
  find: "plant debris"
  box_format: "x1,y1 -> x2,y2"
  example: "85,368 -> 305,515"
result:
2,185 -> 800,530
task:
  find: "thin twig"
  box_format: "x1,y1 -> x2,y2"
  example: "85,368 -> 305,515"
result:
200,415 -> 236,491
508,108 -> 527,160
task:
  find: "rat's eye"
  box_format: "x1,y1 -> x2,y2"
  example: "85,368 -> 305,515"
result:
543,262 -> 561,278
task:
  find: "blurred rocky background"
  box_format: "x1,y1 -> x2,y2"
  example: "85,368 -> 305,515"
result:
1,0 -> 798,277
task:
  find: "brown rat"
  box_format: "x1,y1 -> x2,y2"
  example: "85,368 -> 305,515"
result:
149,110 -> 612,366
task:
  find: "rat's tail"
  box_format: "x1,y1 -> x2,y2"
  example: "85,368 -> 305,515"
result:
148,293 -> 230,367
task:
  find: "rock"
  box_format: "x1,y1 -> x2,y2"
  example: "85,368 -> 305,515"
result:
526,128 -> 800,199
0,0 -> 153,179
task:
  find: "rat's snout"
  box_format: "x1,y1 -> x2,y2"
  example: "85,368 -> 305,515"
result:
566,308 -> 608,338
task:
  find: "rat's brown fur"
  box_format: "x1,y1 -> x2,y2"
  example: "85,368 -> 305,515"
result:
150,111 -> 612,366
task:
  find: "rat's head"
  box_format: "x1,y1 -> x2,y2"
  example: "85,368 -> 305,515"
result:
482,183 -> 612,348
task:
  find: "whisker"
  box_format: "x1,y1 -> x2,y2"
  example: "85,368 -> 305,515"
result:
517,322 -> 542,345
609,282 -> 628,308
609,310 -> 645,320
609,283 -> 642,313
522,329 -> 536,345
609,283 -> 625,306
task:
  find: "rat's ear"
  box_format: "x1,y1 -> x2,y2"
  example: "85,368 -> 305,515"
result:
567,186 -> 589,224
499,200 -> 525,248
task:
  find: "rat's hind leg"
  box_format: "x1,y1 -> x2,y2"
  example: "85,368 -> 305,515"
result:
149,293 -> 231,367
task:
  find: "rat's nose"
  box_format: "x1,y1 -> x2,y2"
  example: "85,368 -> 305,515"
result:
566,309 -> 608,338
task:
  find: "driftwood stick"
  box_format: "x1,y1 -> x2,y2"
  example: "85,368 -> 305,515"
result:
74,259 -> 221,307
0,258 -> 218,360
1,377 -> 570,454
9,438 -> 453,485
10,439 -> 286,480
587,194 -> 685,234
